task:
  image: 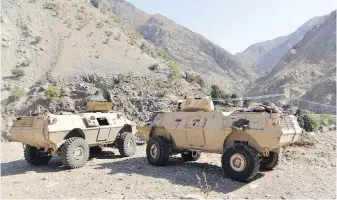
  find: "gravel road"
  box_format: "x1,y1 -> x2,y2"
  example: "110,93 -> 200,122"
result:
1,131 -> 336,199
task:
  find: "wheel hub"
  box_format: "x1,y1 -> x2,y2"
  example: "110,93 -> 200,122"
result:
230,153 -> 246,172
127,140 -> 134,150
150,144 -> 158,158
73,146 -> 84,160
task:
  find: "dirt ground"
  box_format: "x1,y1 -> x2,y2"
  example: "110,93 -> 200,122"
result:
1,131 -> 336,199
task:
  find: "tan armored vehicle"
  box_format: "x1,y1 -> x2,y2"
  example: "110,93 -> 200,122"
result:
9,89 -> 138,169
137,96 -> 302,182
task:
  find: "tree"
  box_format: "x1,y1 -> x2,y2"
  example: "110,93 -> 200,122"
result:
210,85 -> 222,99
243,99 -> 252,108
282,104 -> 291,110
262,101 -> 271,106
302,114 -> 320,132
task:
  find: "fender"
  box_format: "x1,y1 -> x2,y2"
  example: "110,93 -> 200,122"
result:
223,130 -> 263,152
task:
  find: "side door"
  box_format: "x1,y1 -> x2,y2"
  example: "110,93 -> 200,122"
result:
96,116 -> 112,142
185,115 -> 206,148
107,113 -> 126,141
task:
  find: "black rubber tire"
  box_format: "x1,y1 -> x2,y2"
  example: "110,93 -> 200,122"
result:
146,136 -> 170,166
221,143 -> 259,182
260,151 -> 279,170
181,151 -> 201,162
89,146 -> 103,155
24,145 -> 52,166
60,137 -> 89,169
117,132 -> 137,157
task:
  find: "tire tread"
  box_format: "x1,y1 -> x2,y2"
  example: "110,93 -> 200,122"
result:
60,137 -> 88,169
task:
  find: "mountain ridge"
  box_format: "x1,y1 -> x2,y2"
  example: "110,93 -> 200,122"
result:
246,10 -> 336,114
235,13 -> 329,73
101,0 -> 261,94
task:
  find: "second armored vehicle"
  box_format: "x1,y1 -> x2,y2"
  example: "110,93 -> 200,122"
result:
8,89 -> 138,169
137,96 -> 302,182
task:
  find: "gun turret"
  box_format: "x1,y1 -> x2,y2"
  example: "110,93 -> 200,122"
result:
87,88 -> 114,112
177,96 -> 214,112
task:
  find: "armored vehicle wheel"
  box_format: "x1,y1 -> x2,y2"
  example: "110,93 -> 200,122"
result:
60,137 -> 89,169
260,151 -> 279,170
221,144 -> 259,182
117,132 -> 136,157
89,146 -> 103,155
146,136 -> 170,166
24,145 -> 52,166
181,151 -> 201,162
136,132 -> 146,145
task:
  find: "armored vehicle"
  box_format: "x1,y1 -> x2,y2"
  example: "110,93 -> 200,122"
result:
9,89 -> 138,169
137,96 -> 302,182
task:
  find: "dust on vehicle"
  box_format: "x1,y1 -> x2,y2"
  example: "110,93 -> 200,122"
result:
8,89 -> 138,169
137,96 -> 302,182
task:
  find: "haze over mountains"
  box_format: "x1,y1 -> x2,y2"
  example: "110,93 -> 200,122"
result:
246,10 -> 336,113
235,14 -> 328,73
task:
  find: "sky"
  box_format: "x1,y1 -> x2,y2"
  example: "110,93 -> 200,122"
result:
126,0 -> 336,54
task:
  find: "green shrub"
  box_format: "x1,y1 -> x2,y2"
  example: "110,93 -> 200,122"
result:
297,116 -> 305,128
296,109 -> 321,132
45,86 -> 60,99
11,68 -> 25,77
114,17 -> 121,23
156,49 -> 170,60
35,36 -> 42,43
318,114 -> 335,126
204,84 -> 212,95
302,114 -> 320,132
167,60 -> 180,76
11,87 -> 25,99
117,73 -> 126,82
133,30 -> 143,40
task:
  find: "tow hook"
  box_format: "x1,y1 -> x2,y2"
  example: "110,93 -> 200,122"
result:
191,150 -> 198,158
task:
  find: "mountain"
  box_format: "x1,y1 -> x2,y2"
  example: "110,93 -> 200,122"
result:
236,14 -> 328,73
100,0 -> 261,94
0,0 -> 207,140
246,11 -> 336,114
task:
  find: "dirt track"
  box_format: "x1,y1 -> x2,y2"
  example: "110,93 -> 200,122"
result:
1,131 -> 336,199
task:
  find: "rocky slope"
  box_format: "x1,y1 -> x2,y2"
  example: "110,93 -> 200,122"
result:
246,11 -> 336,113
236,14 -> 328,73
100,0 -> 261,93
0,0 -> 206,140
